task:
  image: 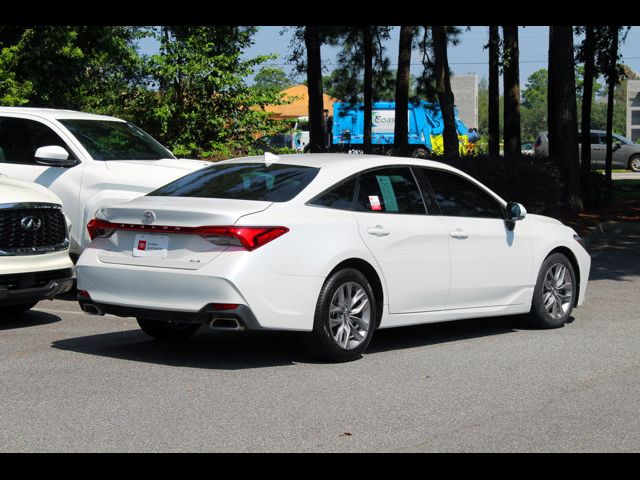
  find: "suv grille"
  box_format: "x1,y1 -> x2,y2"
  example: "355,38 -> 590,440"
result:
0,204 -> 68,255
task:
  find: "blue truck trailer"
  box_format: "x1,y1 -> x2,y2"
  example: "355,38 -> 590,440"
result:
331,101 -> 480,156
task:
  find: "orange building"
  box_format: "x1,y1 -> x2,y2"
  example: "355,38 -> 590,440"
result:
263,84 -> 339,120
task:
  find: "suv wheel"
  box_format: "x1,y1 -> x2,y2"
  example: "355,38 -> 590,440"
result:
305,268 -> 376,362
629,155 -> 640,172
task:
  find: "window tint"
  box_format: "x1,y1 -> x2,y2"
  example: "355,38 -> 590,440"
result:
59,119 -> 173,161
355,167 -> 426,214
310,177 -> 357,210
150,163 -> 319,202
424,169 -> 504,218
589,133 -> 601,144
0,117 -> 74,164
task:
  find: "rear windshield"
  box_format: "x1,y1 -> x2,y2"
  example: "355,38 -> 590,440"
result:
149,163 -> 319,202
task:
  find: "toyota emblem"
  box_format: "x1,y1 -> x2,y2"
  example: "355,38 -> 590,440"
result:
142,211 -> 156,224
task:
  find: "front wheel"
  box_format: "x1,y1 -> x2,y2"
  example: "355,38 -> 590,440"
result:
629,155 -> 640,172
137,318 -> 201,341
304,268 -> 376,362
527,253 -> 577,328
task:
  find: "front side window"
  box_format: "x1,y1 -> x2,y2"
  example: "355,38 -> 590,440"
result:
0,117 -> 75,164
150,163 -> 319,202
354,167 -> 426,215
424,169 -> 504,219
59,119 -> 174,161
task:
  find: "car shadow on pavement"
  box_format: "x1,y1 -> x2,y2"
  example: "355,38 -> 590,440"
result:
0,310 -> 61,330
51,328 -> 316,369
367,315 -> 528,354
50,315 -> 541,369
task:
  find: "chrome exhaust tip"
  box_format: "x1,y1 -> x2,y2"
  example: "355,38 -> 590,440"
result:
82,303 -> 104,316
209,317 -> 243,330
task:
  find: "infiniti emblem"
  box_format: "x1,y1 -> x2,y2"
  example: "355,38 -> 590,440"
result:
142,210 -> 156,224
20,216 -> 42,232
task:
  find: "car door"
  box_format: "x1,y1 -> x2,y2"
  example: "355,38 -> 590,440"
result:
419,168 -> 533,311
0,115 -> 85,250
352,166 -> 450,314
591,132 -> 606,167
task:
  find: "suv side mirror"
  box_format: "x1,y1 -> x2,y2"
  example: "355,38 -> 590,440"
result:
34,145 -> 77,167
505,202 -> 526,230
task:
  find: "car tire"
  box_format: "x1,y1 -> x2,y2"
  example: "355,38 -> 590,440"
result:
1,302 -> 38,316
136,318 -> 201,341
304,268 -> 377,362
527,253 -> 577,329
629,155 -> 640,172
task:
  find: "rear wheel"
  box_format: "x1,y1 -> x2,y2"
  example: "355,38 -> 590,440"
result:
527,253 -> 577,328
1,302 -> 38,316
137,318 -> 201,341
304,268 -> 376,362
629,155 -> 640,172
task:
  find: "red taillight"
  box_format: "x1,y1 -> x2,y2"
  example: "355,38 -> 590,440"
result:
211,303 -> 239,311
534,137 -> 541,147
87,219 -> 115,240
77,290 -> 91,299
85,219 -> 288,251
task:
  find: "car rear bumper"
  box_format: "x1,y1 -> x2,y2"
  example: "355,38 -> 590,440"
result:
78,295 -> 263,330
0,268 -> 74,306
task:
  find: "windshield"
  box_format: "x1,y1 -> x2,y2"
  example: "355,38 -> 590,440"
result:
613,133 -> 632,145
149,163 -> 319,202
59,119 -> 174,160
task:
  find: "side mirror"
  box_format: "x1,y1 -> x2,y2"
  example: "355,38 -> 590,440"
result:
506,202 -> 526,221
34,145 -> 76,167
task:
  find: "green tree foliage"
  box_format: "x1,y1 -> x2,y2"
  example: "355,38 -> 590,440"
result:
253,66 -> 293,92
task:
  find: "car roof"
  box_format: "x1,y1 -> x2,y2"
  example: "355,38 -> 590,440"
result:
0,107 -> 125,122
220,153 -> 463,172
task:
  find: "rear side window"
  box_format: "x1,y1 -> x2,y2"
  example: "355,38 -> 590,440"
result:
424,169 -> 504,219
309,177 -> 357,210
354,167 -> 426,214
149,163 -> 319,202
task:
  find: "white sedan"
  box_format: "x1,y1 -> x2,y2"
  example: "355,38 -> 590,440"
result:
76,154 -> 591,362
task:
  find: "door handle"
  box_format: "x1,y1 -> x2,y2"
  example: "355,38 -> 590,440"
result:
367,225 -> 390,237
450,229 -> 469,239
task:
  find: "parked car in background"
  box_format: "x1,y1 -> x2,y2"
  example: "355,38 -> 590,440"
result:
77,154 -> 590,362
533,130 -> 640,171
521,141 -> 535,156
0,175 -> 74,315
0,108 -> 209,257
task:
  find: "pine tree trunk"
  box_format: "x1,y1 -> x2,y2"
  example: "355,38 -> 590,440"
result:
433,26 -> 459,159
580,26 -> 595,206
363,26 -> 373,154
488,26 -> 500,158
502,26 -> 521,160
393,26 -> 414,156
605,26 -> 620,186
549,26 -> 582,211
305,26 -> 326,153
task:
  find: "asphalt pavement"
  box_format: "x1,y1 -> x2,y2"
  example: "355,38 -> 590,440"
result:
0,232 -> 639,452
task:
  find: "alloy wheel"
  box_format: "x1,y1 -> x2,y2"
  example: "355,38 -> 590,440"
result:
542,263 -> 573,320
328,282 -> 371,350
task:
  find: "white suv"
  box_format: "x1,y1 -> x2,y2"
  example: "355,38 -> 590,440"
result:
0,175 -> 74,315
0,107 -> 209,257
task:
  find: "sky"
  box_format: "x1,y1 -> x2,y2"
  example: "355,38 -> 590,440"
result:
137,26 -> 640,89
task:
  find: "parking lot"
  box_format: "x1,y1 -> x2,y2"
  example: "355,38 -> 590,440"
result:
1,231 -> 639,452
